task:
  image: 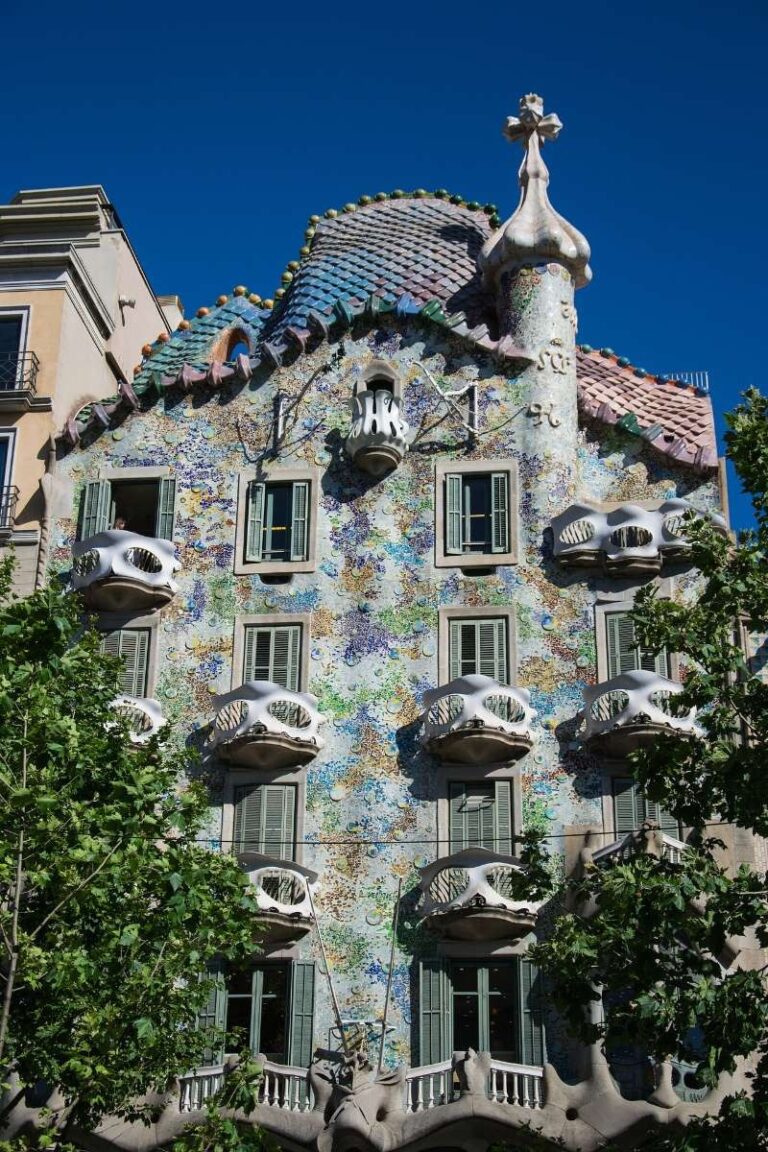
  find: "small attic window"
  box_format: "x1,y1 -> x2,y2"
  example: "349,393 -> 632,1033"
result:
212,328 -> 251,363
354,359 -> 401,399
228,341 -> 250,363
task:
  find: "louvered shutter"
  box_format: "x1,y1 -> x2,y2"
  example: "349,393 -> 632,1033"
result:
419,960 -> 450,1064
233,785 -> 263,854
494,780 -> 513,855
642,796 -> 680,837
519,960 -> 545,1066
155,477 -> 177,540
196,965 -> 226,1066
448,620 -> 465,680
245,481 -> 265,562
80,479 -> 111,539
449,783 -> 466,854
270,626 -> 301,691
613,777 -> 639,835
607,611 -> 668,678
445,474 -> 463,554
100,629 -> 149,697
243,627 -> 273,682
478,618 -> 508,683
262,784 -> 296,861
490,472 -> 509,554
290,481 -> 309,562
289,962 -> 316,1069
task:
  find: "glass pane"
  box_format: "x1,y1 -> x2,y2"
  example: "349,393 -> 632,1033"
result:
488,964 -> 517,1059
453,994 -> 479,1052
259,966 -> 288,1062
228,968 -> 253,995
463,474 -> 491,552
262,965 -> 288,999
226,996 -> 252,1049
264,483 -> 293,560
452,964 -> 479,993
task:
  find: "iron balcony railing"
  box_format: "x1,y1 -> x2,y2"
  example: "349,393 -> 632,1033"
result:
0,351 -> 40,393
0,487 -> 18,531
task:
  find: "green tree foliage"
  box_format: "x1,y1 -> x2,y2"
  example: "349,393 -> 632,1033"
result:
533,388 -> 768,1148
0,569 -> 261,1142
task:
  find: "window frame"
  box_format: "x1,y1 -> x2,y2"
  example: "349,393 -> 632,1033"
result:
594,597 -> 679,684
230,613 -> 311,692
78,466 -> 176,542
438,606 -> 516,688
437,764 -> 522,857
434,458 -> 518,569
220,766 -> 307,871
0,428 -> 17,490
95,610 -> 161,698
0,308 -> 30,389
234,467 -> 318,576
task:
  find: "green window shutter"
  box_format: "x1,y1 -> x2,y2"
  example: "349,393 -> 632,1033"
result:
449,782 -> 466,854
155,477 -> 177,540
642,796 -> 680,837
289,962 -> 316,1068
290,481 -> 309,562
197,965 -> 226,1066
80,479 -> 111,540
607,611 -> 669,678
478,618 -> 507,683
270,625 -> 301,691
519,960 -> 545,1066
448,620 -> 463,680
494,780 -> 513,855
243,627 -> 272,682
445,474 -> 463,554
613,777 -> 639,835
245,481 -> 265,562
233,785 -> 263,854
490,472 -> 509,554
450,783 -> 497,851
100,629 -> 149,697
420,959 -> 450,1063
262,784 -> 296,861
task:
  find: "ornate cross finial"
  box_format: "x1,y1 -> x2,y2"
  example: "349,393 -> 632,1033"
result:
503,93 -> 562,148
478,93 -> 591,290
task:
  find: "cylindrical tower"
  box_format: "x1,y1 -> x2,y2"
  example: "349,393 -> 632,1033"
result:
480,94 -> 591,507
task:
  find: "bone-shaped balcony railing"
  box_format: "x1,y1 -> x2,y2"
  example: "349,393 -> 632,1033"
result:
421,675 -> 535,759
551,500 -> 727,571
239,852 -> 318,920
110,696 -> 167,744
345,389 -> 410,474
579,670 -> 701,745
209,681 -> 325,766
72,530 -> 180,597
418,848 -> 543,925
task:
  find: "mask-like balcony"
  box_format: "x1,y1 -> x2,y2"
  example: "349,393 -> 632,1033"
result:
240,852 -> 318,944
579,670 -> 701,757
111,696 -> 167,744
72,530 -> 180,612
417,848 -> 543,941
551,500 -> 727,575
421,675 -> 535,764
209,681 -> 325,770
345,388 -> 410,476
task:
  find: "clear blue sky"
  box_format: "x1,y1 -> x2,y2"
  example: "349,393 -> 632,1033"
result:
3,0 -> 764,528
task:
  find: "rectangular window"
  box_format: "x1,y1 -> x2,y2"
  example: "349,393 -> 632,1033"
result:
419,959 -> 543,1066
448,617 -> 508,683
0,434 -> 16,530
445,471 -> 509,556
449,781 -> 513,854
0,315 -> 23,391
243,624 -> 301,690
100,628 -> 150,697
79,477 -> 176,541
200,961 -> 316,1068
245,480 -> 309,564
612,777 -> 680,837
232,783 -> 297,860
605,610 -> 670,679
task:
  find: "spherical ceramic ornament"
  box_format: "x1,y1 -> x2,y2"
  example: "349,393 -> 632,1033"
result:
366,911 -> 383,926
330,786 -> 346,802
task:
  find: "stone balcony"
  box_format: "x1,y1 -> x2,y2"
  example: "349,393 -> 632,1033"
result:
417,847 -> 543,940
421,675 -> 535,764
209,681 -> 325,770
344,388 -> 410,476
111,696 -> 167,744
579,670 -> 701,757
551,500 -> 726,575
72,530 -> 180,612
240,852 -> 318,944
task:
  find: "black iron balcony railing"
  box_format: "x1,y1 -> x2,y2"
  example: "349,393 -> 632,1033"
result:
0,351 -> 40,393
0,487 -> 19,531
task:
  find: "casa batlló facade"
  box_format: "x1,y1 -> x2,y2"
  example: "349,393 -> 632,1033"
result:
43,96 -> 757,1151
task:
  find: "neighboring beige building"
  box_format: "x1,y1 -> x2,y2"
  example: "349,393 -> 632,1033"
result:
0,185 -> 179,594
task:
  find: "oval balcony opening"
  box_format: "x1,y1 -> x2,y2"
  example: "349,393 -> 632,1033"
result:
608,526 -> 653,549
